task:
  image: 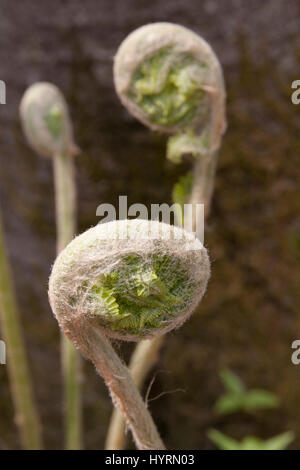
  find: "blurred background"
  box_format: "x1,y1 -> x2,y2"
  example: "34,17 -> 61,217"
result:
0,0 -> 299,449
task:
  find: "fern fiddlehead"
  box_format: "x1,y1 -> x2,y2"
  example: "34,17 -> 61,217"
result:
20,82 -> 78,159
48,219 -> 210,449
49,219 -> 210,341
114,22 -> 226,220
20,82 -> 82,449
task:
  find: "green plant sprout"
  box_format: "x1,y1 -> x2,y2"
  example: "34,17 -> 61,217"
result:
207,369 -> 291,450
114,22 -> 226,222
48,219 -> 210,449
20,82 -> 82,450
207,429 -> 294,450
0,211 -> 43,449
215,369 -> 280,415
172,172 -> 194,226
106,22 -> 226,450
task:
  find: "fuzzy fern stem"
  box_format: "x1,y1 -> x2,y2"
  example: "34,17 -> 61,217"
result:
49,219 -> 210,450
53,150 -> 82,450
67,317 -> 165,450
105,336 -> 163,450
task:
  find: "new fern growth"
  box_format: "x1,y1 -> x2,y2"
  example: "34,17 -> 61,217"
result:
49,219 -> 210,341
215,369 -> 280,415
20,82 -> 78,159
114,22 -> 226,169
20,82 -> 82,450
48,219 -> 210,449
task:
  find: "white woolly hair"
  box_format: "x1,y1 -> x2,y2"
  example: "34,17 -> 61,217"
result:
19,82 -> 76,158
113,22 -> 225,134
49,219 -> 210,342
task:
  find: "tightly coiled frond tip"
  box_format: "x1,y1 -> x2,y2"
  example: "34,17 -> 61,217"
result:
114,22 -> 225,137
20,82 -> 78,158
49,219 -> 210,342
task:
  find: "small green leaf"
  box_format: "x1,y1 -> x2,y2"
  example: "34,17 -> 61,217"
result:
215,394 -> 244,415
216,369 -> 280,415
167,130 -> 206,164
219,369 -> 245,395
240,432 -> 294,450
243,389 -> 280,412
264,431 -> 294,450
240,437 -> 266,450
207,429 -> 241,450
208,430 -> 294,451
89,284 -> 119,317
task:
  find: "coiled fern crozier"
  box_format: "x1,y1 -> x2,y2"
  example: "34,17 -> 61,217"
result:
20,83 -> 82,450
49,219 -> 210,341
114,22 -> 226,181
48,219 -> 210,449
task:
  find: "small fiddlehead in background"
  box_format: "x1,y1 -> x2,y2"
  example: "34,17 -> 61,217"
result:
20,83 -> 82,449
